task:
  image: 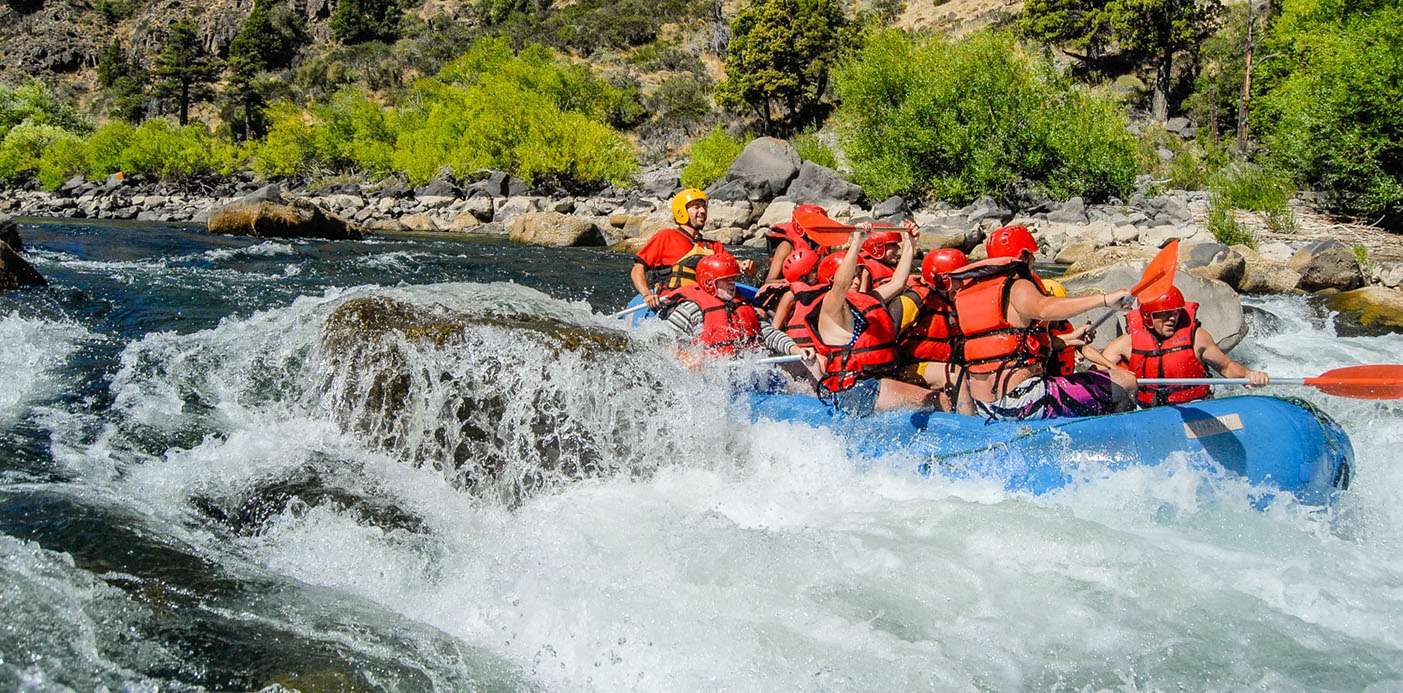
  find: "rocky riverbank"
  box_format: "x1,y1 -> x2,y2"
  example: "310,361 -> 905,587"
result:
2,138 -> 1400,300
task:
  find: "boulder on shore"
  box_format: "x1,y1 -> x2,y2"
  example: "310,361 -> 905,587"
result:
784,161 -> 864,206
1061,259 -> 1246,352
508,212 -> 607,247
207,191 -> 360,240
705,137 -> 801,202
1326,286 -> 1403,329
1289,240 -> 1364,292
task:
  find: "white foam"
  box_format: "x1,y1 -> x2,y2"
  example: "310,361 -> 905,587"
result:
0,313 -> 92,421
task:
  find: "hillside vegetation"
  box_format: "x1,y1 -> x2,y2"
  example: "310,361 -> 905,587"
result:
0,0 -> 1397,229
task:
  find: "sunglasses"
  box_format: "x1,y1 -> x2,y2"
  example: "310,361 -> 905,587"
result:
1149,309 -> 1180,320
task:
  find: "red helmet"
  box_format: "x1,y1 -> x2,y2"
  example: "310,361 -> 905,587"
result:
921,248 -> 968,287
986,224 -> 1038,260
817,252 -> 844,284
781,247 -> 820,283
1140,285 -> 1186,320
696,252 -> 742,294
862,230 -> 903,256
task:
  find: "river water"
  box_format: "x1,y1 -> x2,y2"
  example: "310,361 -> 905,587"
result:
2,219 -> 1401,690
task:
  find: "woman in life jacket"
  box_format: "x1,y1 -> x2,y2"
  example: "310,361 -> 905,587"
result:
859,230 -> 903,287
658,252 -> 812,366
893,248 -> 967,408
630,189 -> 754,309
807,222 -> 940,416
949,224 -> 1137,420
761,203 -> 826,283
768,247 -> 830,350
1093,286 -> 1268,407
1038,279 -> 1118,376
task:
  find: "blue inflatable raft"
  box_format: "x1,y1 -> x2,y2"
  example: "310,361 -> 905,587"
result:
746,393 -> 1353,506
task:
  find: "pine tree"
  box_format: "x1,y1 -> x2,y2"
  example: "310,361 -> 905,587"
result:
716,0 -> 851,136
97,41 -> 147,122
330,0 -> 403,45
152,20 -> 220,126
222,0 -> 304,140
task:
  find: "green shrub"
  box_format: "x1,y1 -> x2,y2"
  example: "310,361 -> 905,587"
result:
250,101 -> 319,178
1353,244 -> 1373,277
0,80 -> 90,140
629,41 -> 705,74
85,120 -> 136,177
1209,162 -> 1292,212
833,29 -> 1137,204
1207,194 -> 1256,248
681,127 -> 744,189
118,119 -> 236,180
0,123 -> 69,184
647,76 -> 715,132
1256,1 -> 1402,228
792,132 -> 837,169
35,130 -> 87,190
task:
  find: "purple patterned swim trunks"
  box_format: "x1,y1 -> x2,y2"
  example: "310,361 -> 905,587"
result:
975,370 -> 1131,421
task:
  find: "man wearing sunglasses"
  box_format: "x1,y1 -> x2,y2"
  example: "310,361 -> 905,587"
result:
1097,286 -> 1269,407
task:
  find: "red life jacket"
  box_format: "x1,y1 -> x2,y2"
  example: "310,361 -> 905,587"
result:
948,257 -> 1052,375
806,290 -> 900,392
861,256 -> 895,286
1046,320 -> 1077,376
781,280 -> 828,349
898,282 -> 958,363
764,222 -> 815,254
660,230 -> 724,292
1127,302 -> 1211,406
667,285 -> 762,355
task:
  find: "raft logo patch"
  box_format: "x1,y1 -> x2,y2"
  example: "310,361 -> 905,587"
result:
1182,413 -> 1244,440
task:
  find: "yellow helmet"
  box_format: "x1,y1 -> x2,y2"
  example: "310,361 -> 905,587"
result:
1043,278 -> 1067,297
670,188 -> 708,225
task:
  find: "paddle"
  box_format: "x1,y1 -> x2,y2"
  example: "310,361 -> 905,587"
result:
1088,240 -> 1181,331
1139,365 -> 1403,400
610,283 -> 761,319
792,208 -> 904,248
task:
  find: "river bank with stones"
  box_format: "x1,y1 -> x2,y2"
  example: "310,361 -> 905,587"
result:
2,137 -> 1401,325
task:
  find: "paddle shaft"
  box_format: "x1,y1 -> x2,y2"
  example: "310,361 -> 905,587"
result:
1138,378 -> 1303,386
757,355 -> 805,365
610,302 -> 651,319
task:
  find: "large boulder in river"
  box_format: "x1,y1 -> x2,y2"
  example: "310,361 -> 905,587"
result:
207,188 -> 360,240
1234,244 -> 1303,295
0,244 -> 46,290
318,295 -> 661,504
1289,240 -> 1363,292
1061,260 -> 1247,351
508,212 -> 607,247
1326,286 -> 1403,329
706,137 -> 801,202
1,213 -> 23,252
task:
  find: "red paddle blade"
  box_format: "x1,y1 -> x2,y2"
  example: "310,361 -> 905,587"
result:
1305,364 -> 1403,399
791,208 -> 853,247
1131,240 -> 1179,300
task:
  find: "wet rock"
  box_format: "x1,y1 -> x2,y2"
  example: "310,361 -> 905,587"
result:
206,196 -> 360,240
1182,242 -> 1246,289
508,212 -> 607,247
0,240 -> 45,290
705,137 -> 801,202
442,211 -> 482,232
784,161 -> 864,205
1289,240 -> 1364,292
1327,286 -> 1403,329
1061,261 -> 1246,351
318,295 -> 652,502
1046,196 -> 1088,225
1,214 -> 22,253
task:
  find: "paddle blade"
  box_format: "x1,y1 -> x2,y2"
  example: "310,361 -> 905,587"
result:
792,208 -> 855,247
1305,364 -> 1403,399
1131,239 -> 1179,300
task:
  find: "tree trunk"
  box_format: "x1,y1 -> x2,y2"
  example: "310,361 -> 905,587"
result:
1236,1 -> 1257,153
178,81 -> 190,126
1151,49 -> 1173,122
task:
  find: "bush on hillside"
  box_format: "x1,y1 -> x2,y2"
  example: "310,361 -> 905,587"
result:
792,132 -> 837,170
833,30 -> 1138,204
680,127 -> 744,189
1255,0 -> 1402,228
0,80 -> 90,139
0,124 -> 72,185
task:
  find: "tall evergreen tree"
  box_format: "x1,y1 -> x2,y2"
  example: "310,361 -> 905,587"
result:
716,0 -> 851,136
330,0 -> 403,44
152,20 -> 220,126
222,0 -> 304,140
97,41 -> 147,122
